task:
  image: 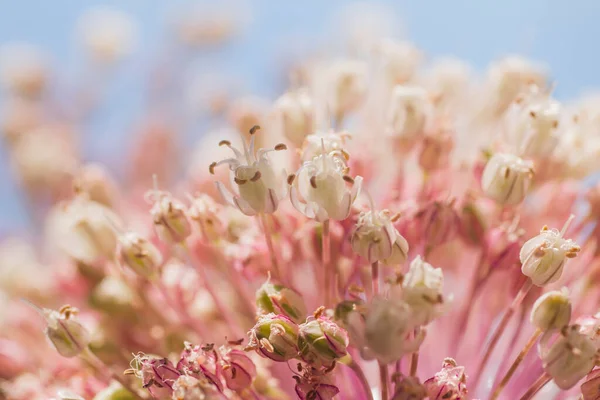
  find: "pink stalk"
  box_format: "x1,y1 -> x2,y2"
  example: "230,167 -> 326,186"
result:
259,213 -> 282,282
379,362 -> 389,400
491,328 -> 542,400
472,278 -> 533,390
323,219 -> 332,307
518,372 -> 551,400
409,328 -> 420,376
490,304 -> 528,391
347,359 -> 375,400
183,245 -> 245,339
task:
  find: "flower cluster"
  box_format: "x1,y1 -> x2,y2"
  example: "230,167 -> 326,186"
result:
4,4 -> 600,400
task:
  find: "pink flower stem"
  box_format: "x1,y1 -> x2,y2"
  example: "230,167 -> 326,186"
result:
347,359 -> 375,400
409,327 -> 420,376
81,347 -> 146,400
259,213 -> 282,282
518,371 -> 551,400
379,362 -> 389,400
371,261 -> 379,298
323,219 -> 333,307
490,304 -> 528,390
491,328 -> 542,400
183,245 -> 245,339
472,278 -> 533,390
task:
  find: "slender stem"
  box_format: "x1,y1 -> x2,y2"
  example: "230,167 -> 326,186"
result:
81,347 -> 146,400
259,213 -> 282,281
322,219 -> 332,306
473,279 -> 533,390
371,261 -> 379,298
183,245 -> 245,339
409,328 -> 420,376
347,359 -> 375,400
519,372 -> 551,400
379,362 -> 389,400
491,329 -> 542,400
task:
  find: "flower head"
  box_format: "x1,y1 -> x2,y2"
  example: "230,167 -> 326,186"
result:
530,288 -> 571,331
298,311 -> 349,368
481,152 -> 534,206
256,280 -> 307,323
290,145 -> 362,222
351,206 -> 408,265
402,256 -> 445,326
210,125 -> 288,216
247,313 -> 300,362
520,216 -> 580,286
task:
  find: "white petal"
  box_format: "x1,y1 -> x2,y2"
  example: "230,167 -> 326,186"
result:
216,181 -> 236,207
233,196 -> 257,216
290,186 -> 315,218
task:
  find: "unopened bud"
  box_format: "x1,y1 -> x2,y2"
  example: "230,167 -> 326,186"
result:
351,209 -> 409,266
521,217 -> 580,287
248,313 -> 299,362
256,281 -> 307,323
41,305 -> 90,358
298,315 -> 348,367
481,153 -> 534,206
531,289 -> 571,331
117,231 -> 163,278
402,256 -> 445,326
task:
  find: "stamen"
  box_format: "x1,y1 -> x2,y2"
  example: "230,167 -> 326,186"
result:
560,214 -> 575,237
343,175 -> 354,184
529,111 -> 536,118
275,143 -> 287,151
234,177 -> 247,185
209,162 -> 217,175
219,140 -> 231,147
250,171 -> 261,182
287,174 -> 296,185
249,125 -> 260,135
310,176 -> 317,188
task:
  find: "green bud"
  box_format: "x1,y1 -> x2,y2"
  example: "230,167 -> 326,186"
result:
256,281 -> 307,324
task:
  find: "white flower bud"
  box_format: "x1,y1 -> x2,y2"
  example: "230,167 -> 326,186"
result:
290,148 -> 362,222
402,256 -> 445,326
77,7 -> 137,63
365,296 -> 424,364
386,85 -> 432,143
274,89 -> 314,147
481,153 -> 534,206
530,289 -> 571,331
211,126 -> 288,216
117,231 -> 163,278
39,305 -> 90,358
539,325 -> 598,390
521,217 -> 580,287
351,209 -> 408,265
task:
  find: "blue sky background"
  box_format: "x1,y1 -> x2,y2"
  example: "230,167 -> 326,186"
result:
1,0 -> 600,232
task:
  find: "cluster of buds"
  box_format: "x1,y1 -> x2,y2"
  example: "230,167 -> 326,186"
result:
256,280 -> 307,323
210,125 -> 288,216
520,216 -> 580,286
290,141 -> 362,222
423,358 -> 468,400
350,206 -> 409,266
481,152 -> 534,206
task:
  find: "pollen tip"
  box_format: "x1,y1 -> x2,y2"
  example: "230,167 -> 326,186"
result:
219,140 -> 231,147
287,174 -> 296,185
275,143 -> 287,151
310,176 -> 317,189
209,162 -> 217,175
249,125 -> 261,135
343,175 -> 354,184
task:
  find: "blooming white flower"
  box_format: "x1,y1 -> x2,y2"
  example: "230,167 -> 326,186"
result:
364,296 -> 425,364
530,288 -> 571,331
520,217 -> 580,287
481,153 -> 534,206
539,325 -> 599,390
210,126 -> 288,216
386,85 -> 432,143
274,88 -> 314,147
77,7 -> 137,63
402,256 -> 445,326
301,131 -> 349,162
290,146 -> 362,222
351,209 -> 408,265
